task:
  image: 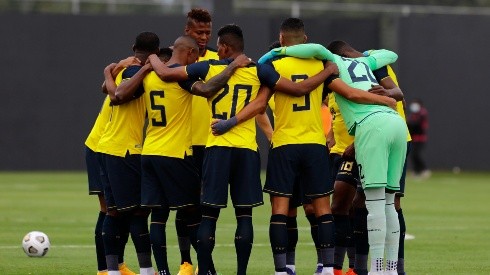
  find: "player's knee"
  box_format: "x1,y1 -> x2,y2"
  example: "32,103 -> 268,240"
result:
303,203 -> 314,215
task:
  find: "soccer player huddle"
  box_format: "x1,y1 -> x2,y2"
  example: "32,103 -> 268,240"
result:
84,8 -> 411,275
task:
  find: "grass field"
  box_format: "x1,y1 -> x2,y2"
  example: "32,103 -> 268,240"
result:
1,171 -> 489,274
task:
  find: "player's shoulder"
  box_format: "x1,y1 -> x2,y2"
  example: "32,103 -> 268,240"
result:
122,65 -> 142,78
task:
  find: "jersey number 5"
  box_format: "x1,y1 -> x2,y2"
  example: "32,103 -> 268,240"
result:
150,90 -> 167,127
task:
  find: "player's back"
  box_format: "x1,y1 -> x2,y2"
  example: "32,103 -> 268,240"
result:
142,70 -> 193,158
97,66 -> 146,157
268,56 -> 326,148
332,55 -> 395,135
205,61 -> 263,150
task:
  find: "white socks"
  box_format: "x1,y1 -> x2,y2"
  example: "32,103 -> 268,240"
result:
385,193 -> 400,271
365,188 -> 400,273
140,267 -> 155,275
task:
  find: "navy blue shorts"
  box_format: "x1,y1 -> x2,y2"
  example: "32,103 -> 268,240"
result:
264,144 -> 332,199
397,141 -> 411,197
85,146 -> 103,195
141,155 -> 200,209
99,152 -> 142,212
202,146 -> 264,208
330,153 -> 360,188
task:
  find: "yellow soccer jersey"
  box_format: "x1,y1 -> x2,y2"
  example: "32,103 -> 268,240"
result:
268,94 -> 276,115
96,66 -> 146,157
328,92 -> 354,155
191,48 -> 220,146
186,59 -> 280,150
387,65 -> 412,142
85,95 -> 111,151
141,70 -> 194,158
269,56 -> 326,148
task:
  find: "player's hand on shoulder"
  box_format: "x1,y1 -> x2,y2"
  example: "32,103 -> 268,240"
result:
324,61 -> 339,75
104,63 -> 118,73
232,54 -> 253,68
118,56 -> 141,67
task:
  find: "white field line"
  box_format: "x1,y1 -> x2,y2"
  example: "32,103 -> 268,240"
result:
2,234 -> 415,249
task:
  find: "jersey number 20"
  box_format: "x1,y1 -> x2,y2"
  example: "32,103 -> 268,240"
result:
212,84 -> 253,119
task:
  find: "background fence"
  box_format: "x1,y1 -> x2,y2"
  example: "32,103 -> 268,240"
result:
1,3 -> 489,171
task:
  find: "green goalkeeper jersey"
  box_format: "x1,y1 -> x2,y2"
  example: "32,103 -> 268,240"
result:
258,43 -> 398,135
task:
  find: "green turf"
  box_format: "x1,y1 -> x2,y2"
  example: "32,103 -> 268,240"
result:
0,171 -> 489,274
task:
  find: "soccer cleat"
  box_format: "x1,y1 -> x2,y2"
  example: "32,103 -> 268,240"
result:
286,267 -> 297,275
334,269 -> 343,275
97,271 -> 109,275
367,272 -> 384,275
345,268 -> 357,275
119,262 -> 137,275
177,262 -> 194,275
314,264 -> 324,275
383,271 -> 397,275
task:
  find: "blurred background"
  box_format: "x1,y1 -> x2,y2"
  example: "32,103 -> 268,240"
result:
1,0 -> 489,171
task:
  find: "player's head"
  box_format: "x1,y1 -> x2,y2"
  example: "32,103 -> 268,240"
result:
185,8 -> 212,52
172,35 -> 199,65
268,40 -> 281,51
133,31 -> 160,53
216,24 -> 244,59
279,17 -> 307,46
158,47 -> 173,63
132,31 -> 160,63
327,40 -> 363,58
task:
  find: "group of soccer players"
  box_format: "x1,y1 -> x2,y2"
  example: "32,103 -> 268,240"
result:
85,7 -> 411,275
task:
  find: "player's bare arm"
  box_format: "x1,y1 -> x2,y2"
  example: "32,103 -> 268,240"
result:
273,61 -> 338,97
102,57 -> 140,94
328,79 -> 396,110
103,63 -> 118,102
211,85 -> 273,135
369,77 -> 404,101
255,112 -> 273,142
148,53 -> 188,82
191,54 -> 252,98
113,63 -> 152,105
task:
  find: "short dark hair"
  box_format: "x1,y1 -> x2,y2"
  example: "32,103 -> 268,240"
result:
280,17 -> 304,33
217,24 -> 244,52
327,40 -> 350,56
187,8 -> 212,25
134,31 -> 160,52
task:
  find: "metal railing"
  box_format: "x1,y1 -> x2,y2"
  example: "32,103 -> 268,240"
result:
3,0 -> 490,16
